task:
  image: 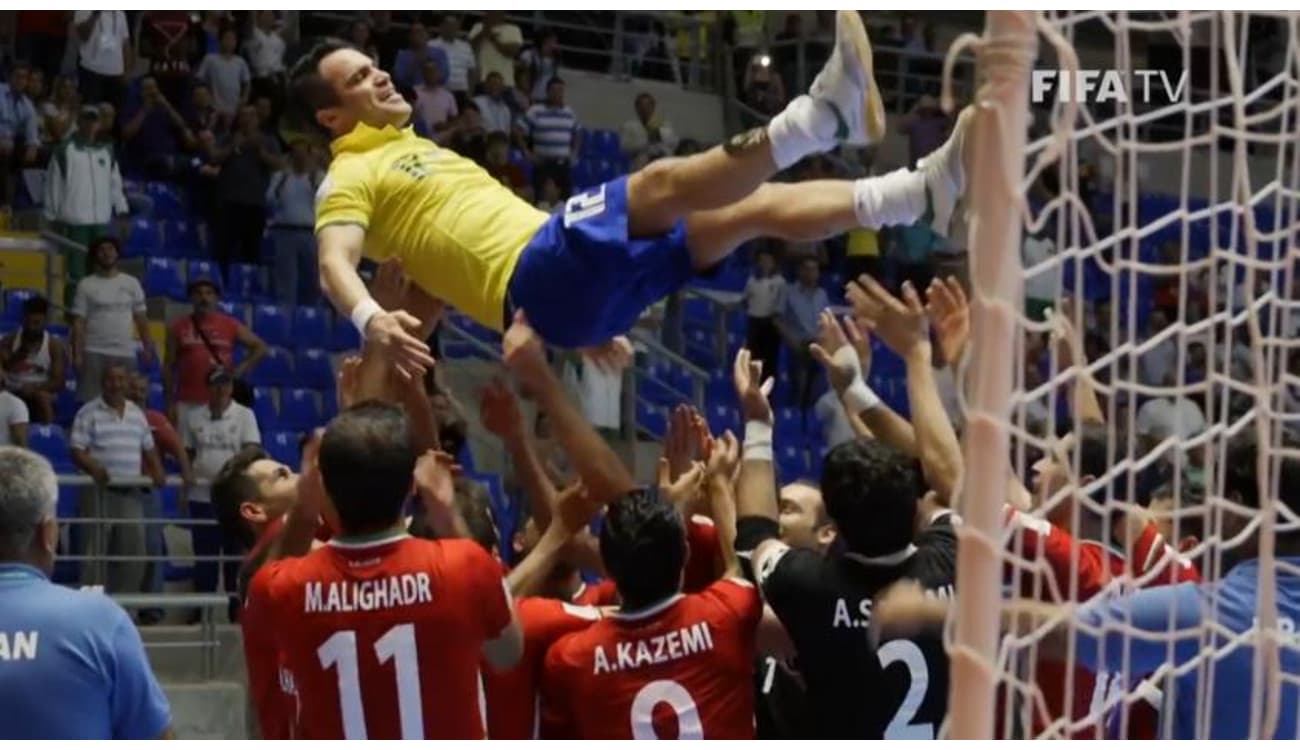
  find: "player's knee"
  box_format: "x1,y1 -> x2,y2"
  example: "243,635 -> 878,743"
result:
631,157 -> 686,217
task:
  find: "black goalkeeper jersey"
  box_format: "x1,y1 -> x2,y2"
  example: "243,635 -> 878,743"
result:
753,515 -> 958,739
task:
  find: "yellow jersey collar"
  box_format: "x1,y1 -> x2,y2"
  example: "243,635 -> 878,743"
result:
331,121 -> 416,156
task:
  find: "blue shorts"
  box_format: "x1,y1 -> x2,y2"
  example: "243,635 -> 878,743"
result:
506,176 -> 692,348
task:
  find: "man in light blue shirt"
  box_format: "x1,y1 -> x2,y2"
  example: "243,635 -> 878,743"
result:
780,256 -> 829,412
1073,440 -> 1300,739
0,446 -> 172,739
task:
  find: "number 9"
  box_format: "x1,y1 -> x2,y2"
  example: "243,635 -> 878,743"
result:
629,679 -> 704,740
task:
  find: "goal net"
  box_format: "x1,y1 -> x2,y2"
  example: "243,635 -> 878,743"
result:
948,10 -> 1300,739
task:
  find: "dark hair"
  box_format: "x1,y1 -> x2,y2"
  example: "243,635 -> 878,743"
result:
461,100 -> 481,114
219,26 -> 238,42
21,296 -> 48,317
212,446 -> 270,551
1225,439 -> 1300,550
485,71 -> 503,82
454,478 -> 499,552
547,77 -> 565,90
288,38 -> 353,134
485,130 -> 510,148
1150,480 -> 1206,542
600,486 -> 686,611
820,439 -> 923,556
90,235 -> 120,255
319,401 -> 415,535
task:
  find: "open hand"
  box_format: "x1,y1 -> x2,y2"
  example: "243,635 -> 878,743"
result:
706,429 -> 740,482
846,276 -> 929,358
336,356 -> 362,411
502,310 -> 549,389
480,378 -> 524,440
580,336 -> 633,374
657,457 -> 705,509
925,276 -> 970,368
413,449 -> 458,510
808,310 -> 871,394
732,348 -> 774,424
366,309 -> 436,380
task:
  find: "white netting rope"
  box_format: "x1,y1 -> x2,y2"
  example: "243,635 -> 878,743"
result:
951,9 -> 1300,739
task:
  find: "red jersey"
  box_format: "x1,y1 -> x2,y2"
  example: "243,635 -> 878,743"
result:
248,531 -> 514,739
239,522 -> 296,740
1001,507 -> 1201,739
482,596 -> 601,739
170,312 -> 241,404
572,579 -> 620,607
541,578 -> 762,739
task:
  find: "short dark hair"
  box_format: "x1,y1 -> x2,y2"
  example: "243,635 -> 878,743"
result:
1150,480 -> 1206,542
485,71 -> 503,82
820,439 -> 923,557
319,401 -> 415,536
21,296 -> 48,317
485,130 -> 510,148
288,38 -> 352,134
90,235 -> 120,255
547,77 -> 565,90
454,478 -> 499,552
1225,439 -> 1300,550
212,446 -> 270,551
600,486 -> 686,611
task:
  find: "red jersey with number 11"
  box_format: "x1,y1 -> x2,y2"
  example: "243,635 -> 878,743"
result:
248,532 -> 513,740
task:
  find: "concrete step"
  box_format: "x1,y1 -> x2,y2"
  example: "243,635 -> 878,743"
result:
163,681 -> 248,739
141,624 -> 246,683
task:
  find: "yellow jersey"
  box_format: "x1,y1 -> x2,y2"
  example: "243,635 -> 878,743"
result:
315,122 -> 549,330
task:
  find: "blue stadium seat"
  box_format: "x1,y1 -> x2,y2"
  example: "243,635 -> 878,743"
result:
3,288 -> 39,321
147,383 -> 165,412
165,219 -> 203,258
216,301 -> 252,324
144,181 -> 187,219
248,348 -> 293,387
295,349 -> 334,389
54,384 -> 79,425
252,304 -> 291,347
777,444 -> 810,481
331,318 -> 362,352
321,387 -> 339,423
29,425 -> 72,470
123,217 -> 163,258
293,308 -> 331,350
266,431 -> 302,468
279,388 -> 323,430
227,263 -> 265,302
187,259 -> 223,290
585,128 -> 621,158
251,386 -> 278,426
776,407 -> 804,441
143,257 -> 186,300
570,160 -> 597,191
706,404 -> 739,436
637,401 -> 666,437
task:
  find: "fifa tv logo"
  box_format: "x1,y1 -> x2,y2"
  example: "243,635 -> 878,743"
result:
1031,69 -> 1188,104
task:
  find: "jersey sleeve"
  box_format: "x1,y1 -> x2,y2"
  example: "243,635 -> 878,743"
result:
519,597 -> 600,657
1003,505 -> 1110,600
106,605 -> 172,739
704,577 -> 764,636
1129,521 -> 1202,585
315,160 -> 374,232
453,539 -> 515,639
1073,582 -> 1205,678
683,515 -> 722,593
753,541 -> 822,625
538,637 -> 579,739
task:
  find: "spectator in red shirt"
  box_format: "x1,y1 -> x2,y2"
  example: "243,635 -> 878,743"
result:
164,277 -> 266,428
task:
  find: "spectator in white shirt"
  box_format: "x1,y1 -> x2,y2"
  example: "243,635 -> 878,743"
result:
430,14 -> 478,106
0,360 -> 30,448
469,11 -> 523,88
181,367 -> 259,598
69,363 -> 165,593
1022,231 -> 1058,320
0,296 -> 67,425
1137,391 -> 1207,447
742,248 -> 785,384
1137,308 -> 1177,387
621,92 -> 679,167
70,237 -> 155,403
196,28 -> 251,118
73,10 -> 130,105
519,29 -> 560,102
474,72 -> 514,135
244,11 -> 286,99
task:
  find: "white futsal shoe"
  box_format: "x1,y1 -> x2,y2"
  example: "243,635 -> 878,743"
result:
809,9 -> 887,146
916,105 -> 975,237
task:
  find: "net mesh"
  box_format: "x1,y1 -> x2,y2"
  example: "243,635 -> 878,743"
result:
947,10 -> 1300,739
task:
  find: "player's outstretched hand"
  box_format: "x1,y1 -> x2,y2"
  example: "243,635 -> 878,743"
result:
336,355 -> 362,411
581,336 -> 634,374
657,457 -> 705,509
925,275 -> 970,368
733,348 -> 774,425
847,276 -> 928,358
366,308 -> 436,381
480,378 -> 524,441
808,310 -> 871,394
413,450 -> 457,512
706,429 -> 740,484
664,404 -> 708,481
553,481 -> 603,536
502,310 -> 550,390
1047,296 -> 1082,369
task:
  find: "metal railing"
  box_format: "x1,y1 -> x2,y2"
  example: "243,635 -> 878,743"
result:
113,593 -> 229,680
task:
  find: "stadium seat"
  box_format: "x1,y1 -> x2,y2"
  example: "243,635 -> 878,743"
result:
585,128 -> 621,158
295,349 -> 334,390
143,257 -> 186,300
143,181 -> 187,219
706,404 -> 739,436
165,219 -> 203,258
54,384 -> 80,425
227,263 -> 265,302
123,217 -> 164,257
331,318 -> 362,352
29,425 -> 72,471
777,444 -> 810,481
147,382 -> 165,412
251,386 -> 279,426
776,407 -> 804,442
187,259 -> 223,290
293,307 -> 332,350
252,305 -> 292,347
216,301 -> 252,324
279,388 -> 323,430
248,347 -> 293,387
3,288 -> 38,321
637,401 -> 667,437
266,430 -> 303,468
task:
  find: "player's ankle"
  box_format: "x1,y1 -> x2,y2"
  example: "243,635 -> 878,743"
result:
767,96 -> 835,170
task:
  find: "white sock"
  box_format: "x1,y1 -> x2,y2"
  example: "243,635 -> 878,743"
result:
853,168 -> 927,229
766,95 -> 835,169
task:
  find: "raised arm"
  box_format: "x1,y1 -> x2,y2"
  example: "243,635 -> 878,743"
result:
847,277 -> 963,503
502,311 -> 635,506
704,430 -> 742,578
481,378 -> 557,529
317,223 -> 434,379
732,348 -> 782,559
1051,298 -> 1104,426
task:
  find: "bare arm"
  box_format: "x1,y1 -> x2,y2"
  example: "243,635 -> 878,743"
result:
142,446 -> 165,488
231,324 -> 267,378
9,422 -> 28,448
162,326 -> 177,409
45,338 -> 67,394
1050,302 -> 1104,426
481,379 -> 556,529
704,431 -> 741,579
733,348 -> 778,526
75,11 -> 99,40
133,312 -> 155,358
70,317 -> 85,367
503,313 -> 635,506
266,437 -> 325,562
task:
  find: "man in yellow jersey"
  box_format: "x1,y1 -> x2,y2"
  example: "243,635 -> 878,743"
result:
292,11 -> 972,378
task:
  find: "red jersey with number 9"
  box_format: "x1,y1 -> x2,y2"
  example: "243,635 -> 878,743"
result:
541,578 -> 762,739
248,532 -> 513,740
